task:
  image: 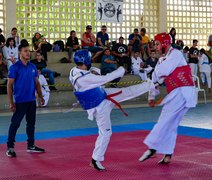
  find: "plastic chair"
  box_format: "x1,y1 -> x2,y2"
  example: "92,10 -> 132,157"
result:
192,75 -> 207,104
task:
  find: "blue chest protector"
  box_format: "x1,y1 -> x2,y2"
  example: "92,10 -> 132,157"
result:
72,71 -> 106,110
74,87 -> 107,110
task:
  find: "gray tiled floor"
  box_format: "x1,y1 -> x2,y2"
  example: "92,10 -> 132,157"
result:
0,103 -> 211,136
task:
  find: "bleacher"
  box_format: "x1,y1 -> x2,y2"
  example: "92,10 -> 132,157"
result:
0,51 -> 211,111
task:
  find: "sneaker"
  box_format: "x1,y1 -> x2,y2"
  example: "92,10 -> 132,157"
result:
54,72 -> 61,77
139,149 -> 156,162
6,148 -> 16,157
27,145 -> 45,153
90,158 -> 106,171
49,86 -> 57,91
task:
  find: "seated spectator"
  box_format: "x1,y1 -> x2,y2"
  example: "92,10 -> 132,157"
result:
6,27 -> 20,46
66,30 -> 80,62
183,46 -> 190,63
37,68 -> 50,107
169,27 -> 176,44
131,51 -> 152,81
0,28 -> 5,53
101,49 -> 120,87
0,52 -> 8,94
128,28 -> 142,57
112,36 -> 131,73
176,39 -> 184,50
81,25 -> 103,62
140,28 -> 150,59
198,48 -> 211,93
31,51 -> 60,91
3,37 -> 18,70
96,25 -> 109,48
146,50 -> 158,79
149,39 -> 155,52
32,32 -> 52,61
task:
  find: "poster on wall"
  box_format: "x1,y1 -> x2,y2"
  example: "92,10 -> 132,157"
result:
96,0 -> 123,23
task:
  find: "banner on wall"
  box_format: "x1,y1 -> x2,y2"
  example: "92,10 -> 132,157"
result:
96,0 -> 123,23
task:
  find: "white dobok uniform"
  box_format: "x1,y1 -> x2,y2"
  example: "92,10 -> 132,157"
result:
69,66 -> 154,161
144,47 -> 197,155
38,74 -> 50,107
131,56 -> 152,81
2,46 -> 18,70
198,54 -> 211,88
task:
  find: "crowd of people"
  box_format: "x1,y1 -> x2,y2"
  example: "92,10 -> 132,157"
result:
1,24 -> 211,172
0,26 -> 212,103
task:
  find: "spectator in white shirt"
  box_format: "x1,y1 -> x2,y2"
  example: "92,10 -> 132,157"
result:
6,27 -> 20,47
131,51 -> 152,80
198,48 -> 211,93
3,37 -> 18,70
37,68 -> 50,107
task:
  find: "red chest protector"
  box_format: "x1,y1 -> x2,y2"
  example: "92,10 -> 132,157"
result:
164,65 -> 194,93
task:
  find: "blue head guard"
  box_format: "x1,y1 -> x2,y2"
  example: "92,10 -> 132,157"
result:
74,49 -> 92,69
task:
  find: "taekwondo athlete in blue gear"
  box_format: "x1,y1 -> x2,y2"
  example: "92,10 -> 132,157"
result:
69,49 -> 154,171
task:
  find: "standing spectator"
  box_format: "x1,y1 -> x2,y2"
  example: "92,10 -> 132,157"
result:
101,49 -> 119,86
131,51 -> 152,81
183,46 -> 190,63
198,48 -> 211,93
3,38 -> 18,70
32,32 -> 52,61
37,68 -> 50,107
31,51 -> 60,91
0,28 -> 5,52
188,39 -> 199,77
146,50 -> 158,79
169,28 -> 176,44
66,30 -> 80,62
112,36 -> 131,73
140,28 -> 150,59
6,40 -> 45,157
0,52 -> 7,94
206,34 -> 212,62
96,25 -> 109,48
7,27 -> 20,46
128,28 -> 142,57
81,25 -> 103,62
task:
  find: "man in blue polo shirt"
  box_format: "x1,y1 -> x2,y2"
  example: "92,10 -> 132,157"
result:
96,25 -> 109,48
6,39 -> 45,157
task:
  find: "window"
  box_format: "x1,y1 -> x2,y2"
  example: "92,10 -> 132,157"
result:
16,0 -> 146,44
167,0 -> 212,48
0,0 -> 5,32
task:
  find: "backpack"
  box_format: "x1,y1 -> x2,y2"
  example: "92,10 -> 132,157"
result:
53,44 -> 61,52
60,57 -> 69,63
53,40 -> 65,51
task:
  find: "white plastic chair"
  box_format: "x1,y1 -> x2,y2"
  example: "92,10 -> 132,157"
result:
192,75 -> 207,104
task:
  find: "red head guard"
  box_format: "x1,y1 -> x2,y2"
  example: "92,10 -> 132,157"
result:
154,32 -> 172,50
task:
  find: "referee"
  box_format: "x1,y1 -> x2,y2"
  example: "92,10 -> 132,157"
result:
6,39 -> 45,157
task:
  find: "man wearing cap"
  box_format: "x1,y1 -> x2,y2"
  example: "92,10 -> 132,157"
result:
81,25 -> 103,62
139,33 -> 196,164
